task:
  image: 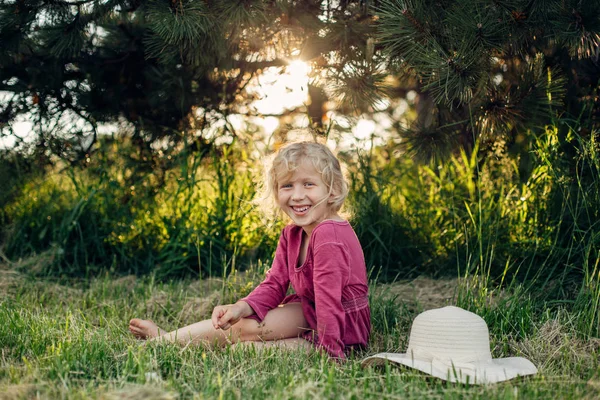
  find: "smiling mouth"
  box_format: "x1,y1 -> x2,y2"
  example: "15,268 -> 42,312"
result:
291,205 -> 311,214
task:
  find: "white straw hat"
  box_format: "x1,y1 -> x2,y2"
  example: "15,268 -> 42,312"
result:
362,306 -> 538,384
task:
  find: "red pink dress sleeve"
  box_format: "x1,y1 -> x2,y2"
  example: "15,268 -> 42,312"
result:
312,241 -> 351,359
240,228 -> 291,321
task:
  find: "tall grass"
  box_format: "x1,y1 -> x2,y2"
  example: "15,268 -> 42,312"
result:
0,137 -> 280,278
343,125 -> 600,337
1,122 -> 599,335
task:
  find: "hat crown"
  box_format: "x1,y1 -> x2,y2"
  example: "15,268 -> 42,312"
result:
406,306 -> 492,363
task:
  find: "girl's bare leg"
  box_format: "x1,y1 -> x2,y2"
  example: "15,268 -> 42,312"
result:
129,302 -> 309,346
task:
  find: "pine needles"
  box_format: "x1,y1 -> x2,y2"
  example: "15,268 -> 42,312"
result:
144,0 -> 219,66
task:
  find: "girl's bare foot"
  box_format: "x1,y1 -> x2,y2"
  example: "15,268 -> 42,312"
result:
129,318 -> 167,340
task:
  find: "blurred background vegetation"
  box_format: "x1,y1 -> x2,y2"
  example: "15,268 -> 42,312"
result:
1,0 -> 599,334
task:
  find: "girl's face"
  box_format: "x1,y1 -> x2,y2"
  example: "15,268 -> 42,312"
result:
277,160 -> 336,236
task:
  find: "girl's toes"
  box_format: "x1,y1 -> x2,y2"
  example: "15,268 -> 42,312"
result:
129,318 -> 143,328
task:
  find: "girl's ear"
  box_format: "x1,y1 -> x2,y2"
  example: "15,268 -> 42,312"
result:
328,192 -> 337,203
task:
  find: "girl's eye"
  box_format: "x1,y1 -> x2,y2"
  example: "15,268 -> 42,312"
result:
305,182 -> 314,187
280,184 -> 292,189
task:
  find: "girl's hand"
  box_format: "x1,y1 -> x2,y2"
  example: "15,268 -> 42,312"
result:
211,301 -> 252,330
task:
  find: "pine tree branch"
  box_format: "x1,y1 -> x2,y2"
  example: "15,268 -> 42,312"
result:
232,58 -> 289,71
47,0 -> 97,6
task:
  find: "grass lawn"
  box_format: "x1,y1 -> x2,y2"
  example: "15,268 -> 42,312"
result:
1,263 -> 599,399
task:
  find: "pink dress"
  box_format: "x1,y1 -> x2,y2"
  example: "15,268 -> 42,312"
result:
241,220 -> 371,358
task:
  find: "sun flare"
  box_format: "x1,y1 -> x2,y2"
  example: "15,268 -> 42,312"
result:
251,60 -> 311,116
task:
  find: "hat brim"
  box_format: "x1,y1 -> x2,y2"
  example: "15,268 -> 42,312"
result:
361,352 -> 538,384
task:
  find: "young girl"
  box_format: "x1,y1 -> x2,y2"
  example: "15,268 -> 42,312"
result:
129,142 -> 370,359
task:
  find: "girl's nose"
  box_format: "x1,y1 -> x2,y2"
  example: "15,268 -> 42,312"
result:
291,187 -> 305,201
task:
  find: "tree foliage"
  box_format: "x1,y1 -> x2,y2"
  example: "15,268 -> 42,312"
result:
0,0 -> 599,164
377,0 -> 600,162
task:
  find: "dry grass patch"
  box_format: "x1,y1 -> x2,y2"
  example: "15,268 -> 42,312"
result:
0,384 -> 41,400
511,317 -> 600,377
179,292 -> 221,324
101,385 -> 178,400
375,276 -> 458,311
110,275 -> 138,291
0,267 -> 24,297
